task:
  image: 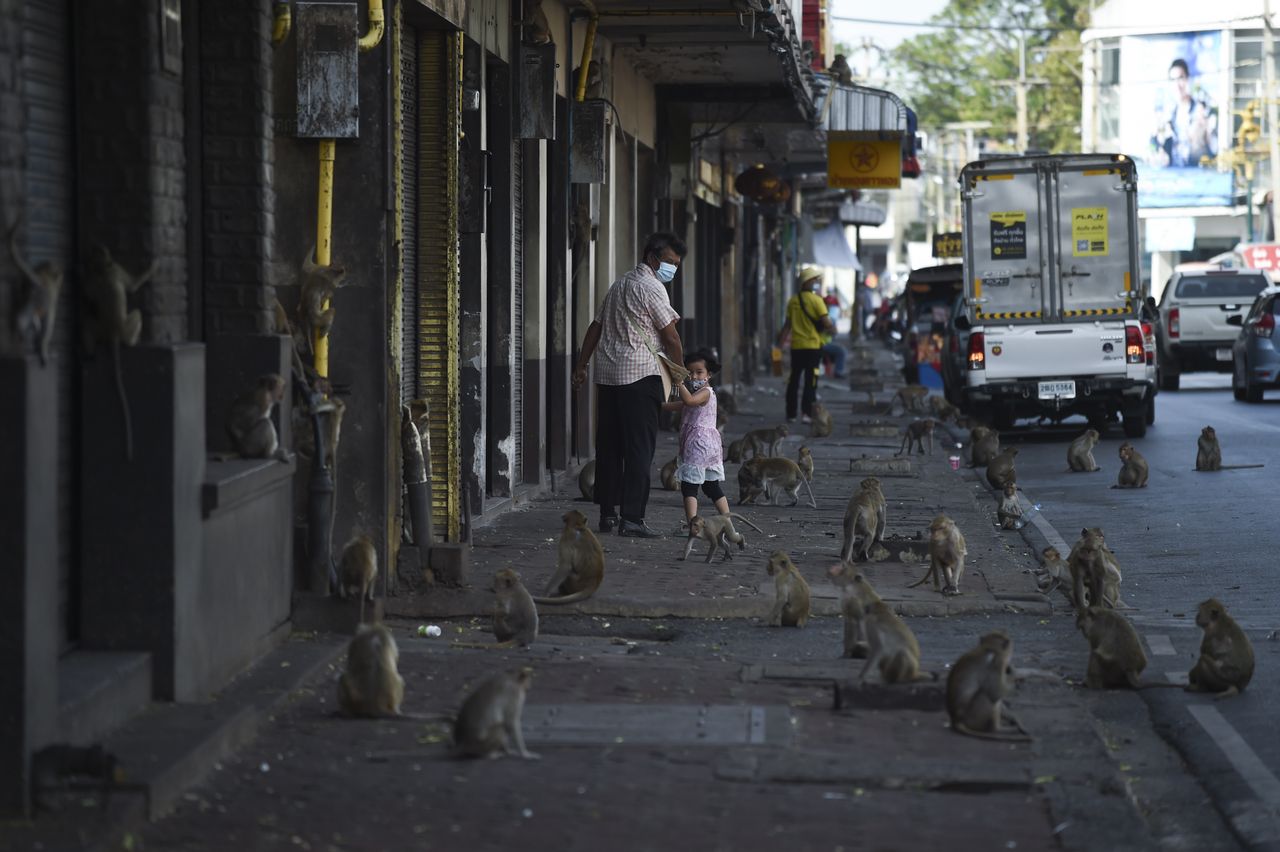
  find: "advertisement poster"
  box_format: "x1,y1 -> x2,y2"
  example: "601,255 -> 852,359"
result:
1071,207 -> 1109,257
990,211 -> 1027,259
1118,31 -> 1233,207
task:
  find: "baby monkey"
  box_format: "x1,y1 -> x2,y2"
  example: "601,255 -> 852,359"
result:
996,482 -> 1022,530
765,551 -> 810,627
797,446 -> 814,481
896,418 -> 934,456
1114,442 -> 1148,488
946,631 -> 1031,741
337,624 -> 404,718
808,402 -> 833,437
453,668 -> 539,759
681,513 -> 764,563
337,534 -> 377,622
492,568 -> 539,648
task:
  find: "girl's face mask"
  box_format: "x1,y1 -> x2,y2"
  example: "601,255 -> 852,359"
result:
688,378 -> 708,390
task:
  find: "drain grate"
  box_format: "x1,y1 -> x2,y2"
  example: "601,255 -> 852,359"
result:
521,703 -> 794,747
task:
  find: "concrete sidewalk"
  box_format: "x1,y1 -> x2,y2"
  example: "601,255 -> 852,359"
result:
6,343 -> 1223,852
389,344 -> 1051,624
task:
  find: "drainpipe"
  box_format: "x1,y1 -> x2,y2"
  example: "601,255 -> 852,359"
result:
574,0 -> 598,102
358,0 -> 385,51
271,2 -> 292,46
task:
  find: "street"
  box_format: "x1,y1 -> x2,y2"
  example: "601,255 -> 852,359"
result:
1001,372 -> 1280,849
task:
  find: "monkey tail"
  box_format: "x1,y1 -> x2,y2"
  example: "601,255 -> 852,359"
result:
531,589 -> 595,606
111,340 -> 134,462
802,476 -> 817,509
905,569 -> 932,589
952,722 -> 1033,743
726,512 -> 764,533
1216,464 -> 1266,470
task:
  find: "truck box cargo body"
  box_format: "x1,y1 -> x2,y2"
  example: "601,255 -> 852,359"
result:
958,154 -> 1157,436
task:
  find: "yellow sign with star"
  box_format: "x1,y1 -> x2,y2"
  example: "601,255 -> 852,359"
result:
827,132 -> 902,189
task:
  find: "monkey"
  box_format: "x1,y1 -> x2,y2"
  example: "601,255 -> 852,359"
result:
82,244 -> 155,461
453,667 -> 539,759
765,551 -> 811,627
743,425 -> 789,459
859,601 -> 933,684
985,447 -> 1018,490
896,418 -> 934,456
532,509 -> 605,605
928,395 -> 959,423
1076,607 -> 1177,690
681,513 -> 764,563
727,438 -> 746,465
571,59 -> 602,98
1114,441 -> 1148,488
716,404 -> 729,434
1038,546 -> 1069,595
809,402 -> 833,437
840,477 -> 887,563
969,426 -> 1001,468
337,623 -> 404,718
522,0 -> 553,46
796,445 -> 814,482
492,568 -> 539,648
660,457 -> 679,491
996,482 -> 1022,530
828,562 -> 881,659
828,53 -> 854,85
227,373 -> 290,462
8,217 -> 63,367
298,245 -> 347,353
884,384 -> 929,416
1187,598 -> 1255,699
1196,426 -> 1222,471
296,395 -> 345,469
1066,428 -> 1101,472
1067,527 -> 1120,611
946,631 -> 1032,741
30,743 -> 122,812
737,457 -> 766,505
718,389 -> 739,415
578,459 -> 596,501
743,457 -> 817,508
908,514 -> 967,596
337,534 -> 377,623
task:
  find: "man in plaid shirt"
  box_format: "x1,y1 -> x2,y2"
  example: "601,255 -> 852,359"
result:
573,232 -> 686,537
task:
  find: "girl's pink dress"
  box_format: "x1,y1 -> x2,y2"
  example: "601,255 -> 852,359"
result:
676,388 -> 724,484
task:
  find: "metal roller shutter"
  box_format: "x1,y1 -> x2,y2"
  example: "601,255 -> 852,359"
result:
512,140 -> 524,482
399,17 -> 418,401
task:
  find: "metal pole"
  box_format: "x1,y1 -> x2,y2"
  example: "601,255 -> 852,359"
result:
1016,30 -> 1028,152
1265,0 -> 1280,240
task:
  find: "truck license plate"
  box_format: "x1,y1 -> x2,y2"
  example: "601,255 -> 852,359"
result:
1216,348 -> 1232,362
1038,380 -> 1076,399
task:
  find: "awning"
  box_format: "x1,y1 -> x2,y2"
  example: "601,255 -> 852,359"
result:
809,220 -> 862,270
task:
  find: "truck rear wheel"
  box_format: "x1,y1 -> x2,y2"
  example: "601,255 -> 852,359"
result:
1122,405 -> 1148,438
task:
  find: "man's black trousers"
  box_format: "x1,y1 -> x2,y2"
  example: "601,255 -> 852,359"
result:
594,376 -> 662,523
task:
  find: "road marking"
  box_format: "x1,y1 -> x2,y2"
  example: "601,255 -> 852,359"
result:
1186,704 -> 1280,810
1146,634 -> 1176,655
1163,671 -> 1189,685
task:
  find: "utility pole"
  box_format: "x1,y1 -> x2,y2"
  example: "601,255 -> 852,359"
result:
996,10 -> 1048,153
1265,0 -> 1280,240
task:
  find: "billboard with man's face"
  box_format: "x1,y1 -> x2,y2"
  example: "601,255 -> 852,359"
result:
1119,31 -> 1233,208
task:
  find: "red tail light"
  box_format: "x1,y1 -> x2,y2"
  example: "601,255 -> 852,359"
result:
967,332 -> 986,370
1141,321 -> 1155,365
1169,307 -> 1180,338
1125,325 -> 1143,364
1251,312 -> 1275,338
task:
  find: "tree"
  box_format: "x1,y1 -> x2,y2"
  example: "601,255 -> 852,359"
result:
892,0 -> 1089,153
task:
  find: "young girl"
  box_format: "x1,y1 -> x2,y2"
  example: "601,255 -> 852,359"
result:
662,348 -> 731,524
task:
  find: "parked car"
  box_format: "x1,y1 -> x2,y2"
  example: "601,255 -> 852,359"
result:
940,293 -> 971,406
1228,285 -> 1280,402
900,264 -> 963,386
1156,269 -> 1272,390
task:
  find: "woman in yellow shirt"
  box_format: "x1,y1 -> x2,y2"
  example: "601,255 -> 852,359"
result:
776,266 -> 834,424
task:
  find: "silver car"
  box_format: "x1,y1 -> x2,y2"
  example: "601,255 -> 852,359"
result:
1157,269 -> 1272,390
1229,285 -> 1280,402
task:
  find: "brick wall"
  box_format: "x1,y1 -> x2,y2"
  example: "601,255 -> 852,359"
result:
199,0 -> 277,336
75,0 -> 188,343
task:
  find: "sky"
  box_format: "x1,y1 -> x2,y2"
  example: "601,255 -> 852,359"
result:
828,0 -> 952,81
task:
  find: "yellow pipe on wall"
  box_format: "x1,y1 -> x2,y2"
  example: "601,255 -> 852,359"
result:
358,0 -> 385,52
271,2 -> 292,45
575,0 -> 598,103
314,139 -> 336,378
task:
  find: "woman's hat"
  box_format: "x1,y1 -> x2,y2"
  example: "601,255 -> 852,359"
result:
797,265 -> 824,287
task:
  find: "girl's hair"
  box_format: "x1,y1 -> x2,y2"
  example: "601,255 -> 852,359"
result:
684,347 -> 720,374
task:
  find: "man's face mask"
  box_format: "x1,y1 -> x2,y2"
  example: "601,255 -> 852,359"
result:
655,261 -> 678,283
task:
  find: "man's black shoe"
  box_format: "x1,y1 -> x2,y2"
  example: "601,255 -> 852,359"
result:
617,520 -> 661,538
598,516 -> 617,533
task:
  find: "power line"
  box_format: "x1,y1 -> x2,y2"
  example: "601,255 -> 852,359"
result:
831,13 -> 1273,34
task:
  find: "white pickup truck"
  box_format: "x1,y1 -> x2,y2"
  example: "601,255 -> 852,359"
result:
955,153 -> 1157,437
